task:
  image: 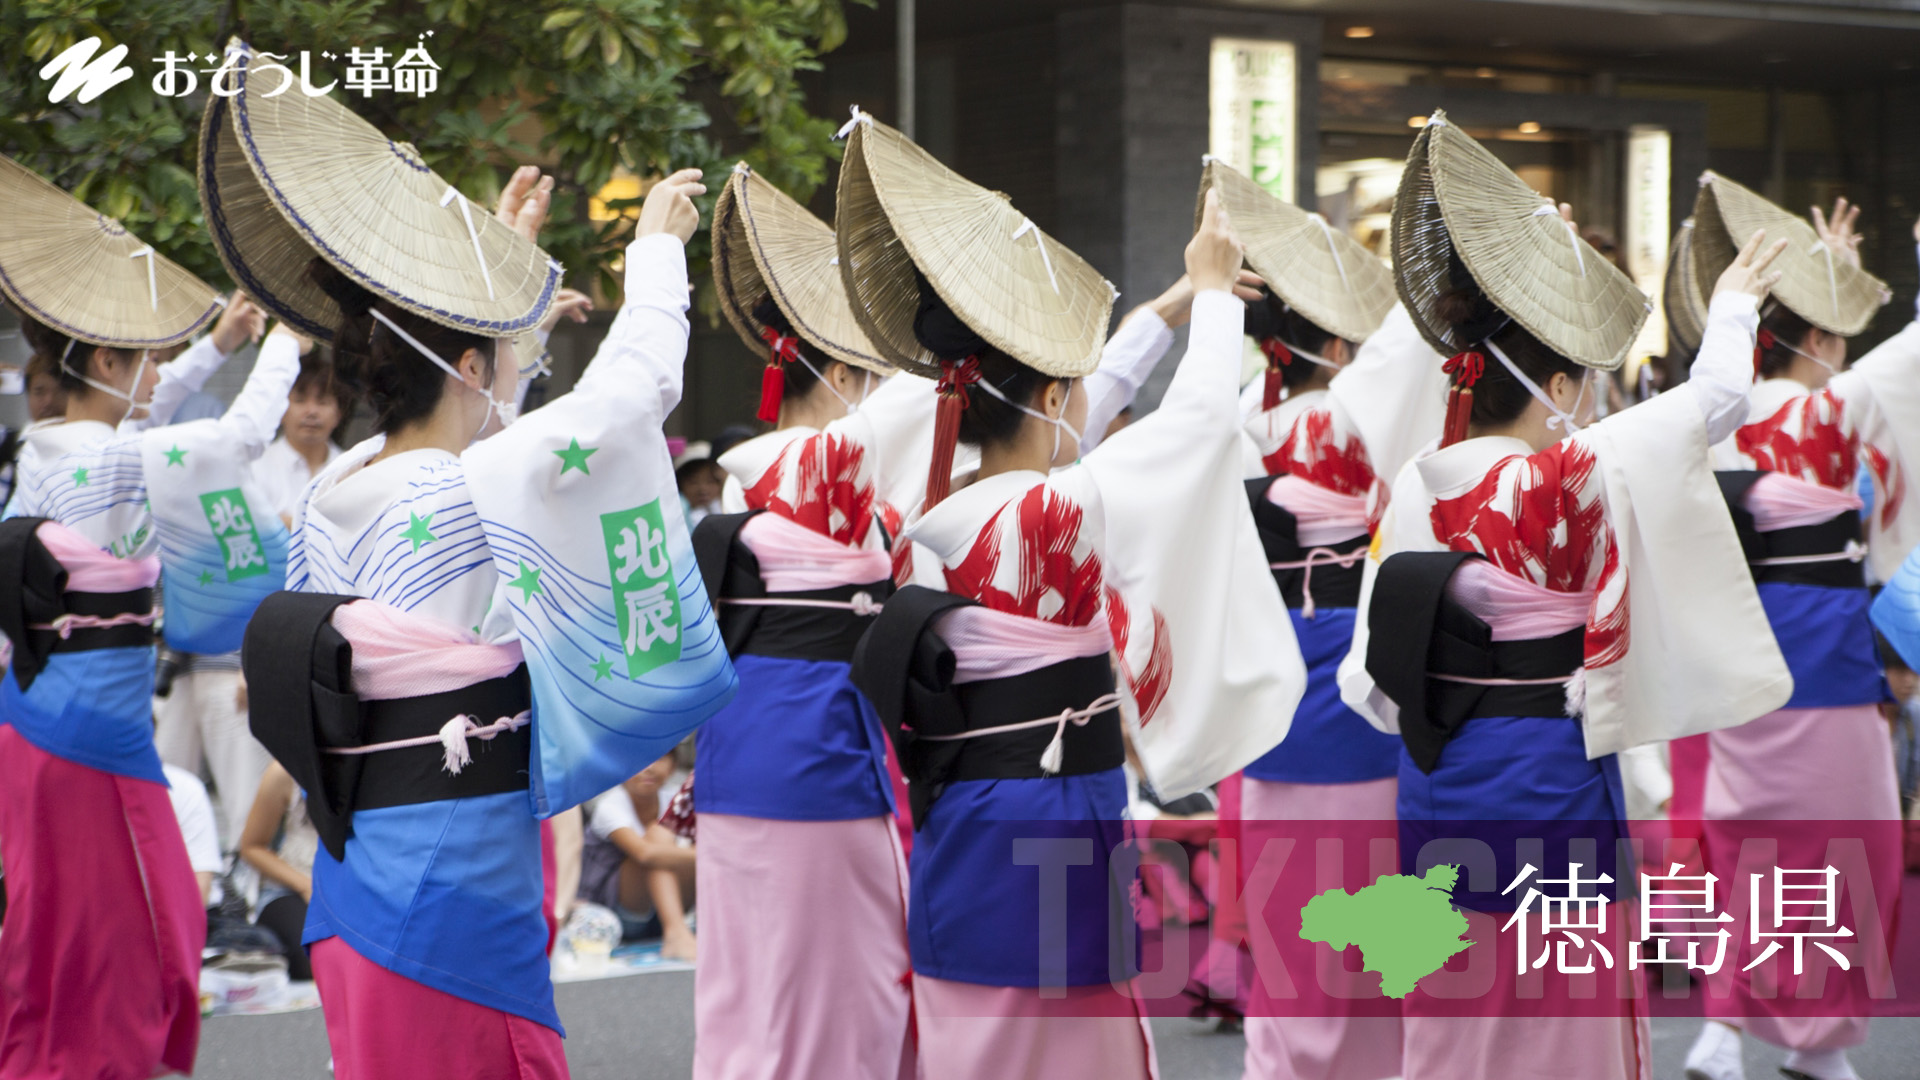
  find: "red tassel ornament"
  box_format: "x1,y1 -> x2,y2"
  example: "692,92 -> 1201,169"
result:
1754,327 -> 1775,377
925,356 -> 981,510
1440,350 -> 1485,449
1259,338 -> 1292,410
756,326 -> 803,423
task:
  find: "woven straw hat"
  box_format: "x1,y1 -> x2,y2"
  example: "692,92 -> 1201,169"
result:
713,163 -> 893,374
0,154 -> 222,348
1690,171 -> 1885,337
835,112 -> 1114,379
1393,110 -> 1647,371
197,43 -> 560,341
1197,157 -> 1394,343
1663,219 -> 1709,356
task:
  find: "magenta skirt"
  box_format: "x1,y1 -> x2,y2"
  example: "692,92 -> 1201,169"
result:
311,937 -> 568,1079
0,725 -> 205,1080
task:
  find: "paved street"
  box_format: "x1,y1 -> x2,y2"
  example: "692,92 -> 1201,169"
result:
195,972 -> 1920,1079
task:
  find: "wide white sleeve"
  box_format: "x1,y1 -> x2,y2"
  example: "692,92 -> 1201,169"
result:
828,372 -> 941,514
215,333 -> 301,458
1078,309 -> 1175,455
1832,316 -> 1920,582
122,335 -> 229,433
1684,292 -> 1760,446
573,234 -> 691,420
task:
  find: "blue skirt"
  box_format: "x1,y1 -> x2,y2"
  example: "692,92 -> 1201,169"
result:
908,768 -> 1132,987
1245,607 -> 1401,784
1757,581 -> 1886,708
695,653 -> 894,821
1397,714 -> 1625,914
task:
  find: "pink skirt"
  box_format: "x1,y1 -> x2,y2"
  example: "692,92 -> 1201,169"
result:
311,937 -> 568,1080
693,813 -> 914,1080
1402,907 -> 1650,1080
1703,704 -> 1903,1051
912,975 -> 1158,1080
0,725 -> 205,1080
1241,776 -> 1403,1080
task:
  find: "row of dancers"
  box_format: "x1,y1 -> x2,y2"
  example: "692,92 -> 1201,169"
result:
1,44 -> 1918,1080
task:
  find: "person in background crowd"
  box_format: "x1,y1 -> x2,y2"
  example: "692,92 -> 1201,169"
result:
675,455 -> 725,529
23,353 -> 66,423
165,760 -> 225,907
255,350 -> 350,526
238,760 -> 319,981
580,754 -> 698,961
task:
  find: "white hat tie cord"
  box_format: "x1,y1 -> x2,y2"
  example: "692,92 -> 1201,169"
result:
440,186 -> 496,300
834,105 -> 872,140
1484,338 -> 1583,433
370,307 -> 517,435
1533,203 -> 1585,277
1012,217 -> 1059,295
129,245 -> 157,310
1308,213 -> 1353,295
974,370 -> 1083,463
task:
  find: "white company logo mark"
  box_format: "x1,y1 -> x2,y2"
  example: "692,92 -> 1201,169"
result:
38,36 -> 135,104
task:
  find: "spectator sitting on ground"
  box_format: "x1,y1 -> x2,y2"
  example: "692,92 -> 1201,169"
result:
164,762 -> 224,907
237,761 -> 319,981
579,754 -> 697,961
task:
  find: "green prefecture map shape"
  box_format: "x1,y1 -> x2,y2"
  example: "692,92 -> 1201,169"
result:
1298,864 -> 1473,998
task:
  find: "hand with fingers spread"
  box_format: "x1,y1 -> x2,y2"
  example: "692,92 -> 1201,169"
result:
1186,189 -> 1245,295
637,168 -> 707,244
1715,229 -> 1789,302
496,165 -> 556,243
1812,196 -> 1863,268
210,292 -> 267,356
539,288 -> 594,333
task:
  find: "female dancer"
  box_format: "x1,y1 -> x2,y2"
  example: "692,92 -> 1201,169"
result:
1346,111 -> 1792,1080
838,114 -> 1295,1079
696,160 -> 1199,1080
0,152 -> 297,1079
1203,157 -> 1443,1080
1684,181 -> 1919,1080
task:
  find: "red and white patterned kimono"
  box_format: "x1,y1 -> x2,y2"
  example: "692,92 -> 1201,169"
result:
1339,290 -> 1793,1080
1697,323 -> 1920,1053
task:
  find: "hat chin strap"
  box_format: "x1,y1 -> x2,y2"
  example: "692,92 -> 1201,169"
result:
370,308 -> 517,440
1482,339 -> 1586,435
60,338 -> 151,426
1760,310 -> 1842,377
974,374 -> 1083,465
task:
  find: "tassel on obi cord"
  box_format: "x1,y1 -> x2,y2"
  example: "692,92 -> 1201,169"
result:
926,356 -> 981,509
919,691 -> 1124,775
1260,338 -> 1291,410
756,325 -> 802,423
323,710 -> 533,776
1441,349 -> 1485,448
1268,547 -> 1367,619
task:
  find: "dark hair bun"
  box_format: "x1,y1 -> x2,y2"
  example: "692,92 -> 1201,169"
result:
912,274 -> 990,362
751,294 -> 797,338
306,258 -> 376,319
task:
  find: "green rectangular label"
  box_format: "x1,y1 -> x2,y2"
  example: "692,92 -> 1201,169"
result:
198,488 -> 269,582
601,499 -> 682,678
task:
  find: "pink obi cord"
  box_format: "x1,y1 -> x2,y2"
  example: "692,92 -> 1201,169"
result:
1743,470 -> 1863,532
737,511 -> 893,594
323,601 -> 529,776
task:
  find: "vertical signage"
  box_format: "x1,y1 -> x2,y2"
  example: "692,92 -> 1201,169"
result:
1625,126 -> 1672,367
1209,38 -> 1297,202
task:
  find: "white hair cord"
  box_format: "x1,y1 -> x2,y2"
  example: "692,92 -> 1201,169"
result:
974,372 -> 1083,464
1483,339 -> 1585,434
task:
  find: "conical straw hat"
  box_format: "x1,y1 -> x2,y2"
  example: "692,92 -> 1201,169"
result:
1393,110 -> 1648,371
1690,171 -> 1885,337
1663,219 -> 1709,356
713,164 -> 893,374
835,112 -> 1114,379
1196,158 -> 1394,343
197,43 -> 560,341
0,154 -> 222,348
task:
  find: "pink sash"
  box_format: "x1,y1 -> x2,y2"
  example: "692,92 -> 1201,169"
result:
934,605 -> 1113,684
36,521 -> 159,592
328,601 -> 525,702
1446,559 -> 1593,642
739,511 -> 893,593
1266,475 -> 1369,548
1743,471 -> 1863,533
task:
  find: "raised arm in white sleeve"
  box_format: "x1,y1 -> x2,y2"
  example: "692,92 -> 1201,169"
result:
1685,291 -> 1760,446
572,234 -> 691,419
1078,308 -> 1176,454
215,331 -> 301,457
121,335 -> 229,433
